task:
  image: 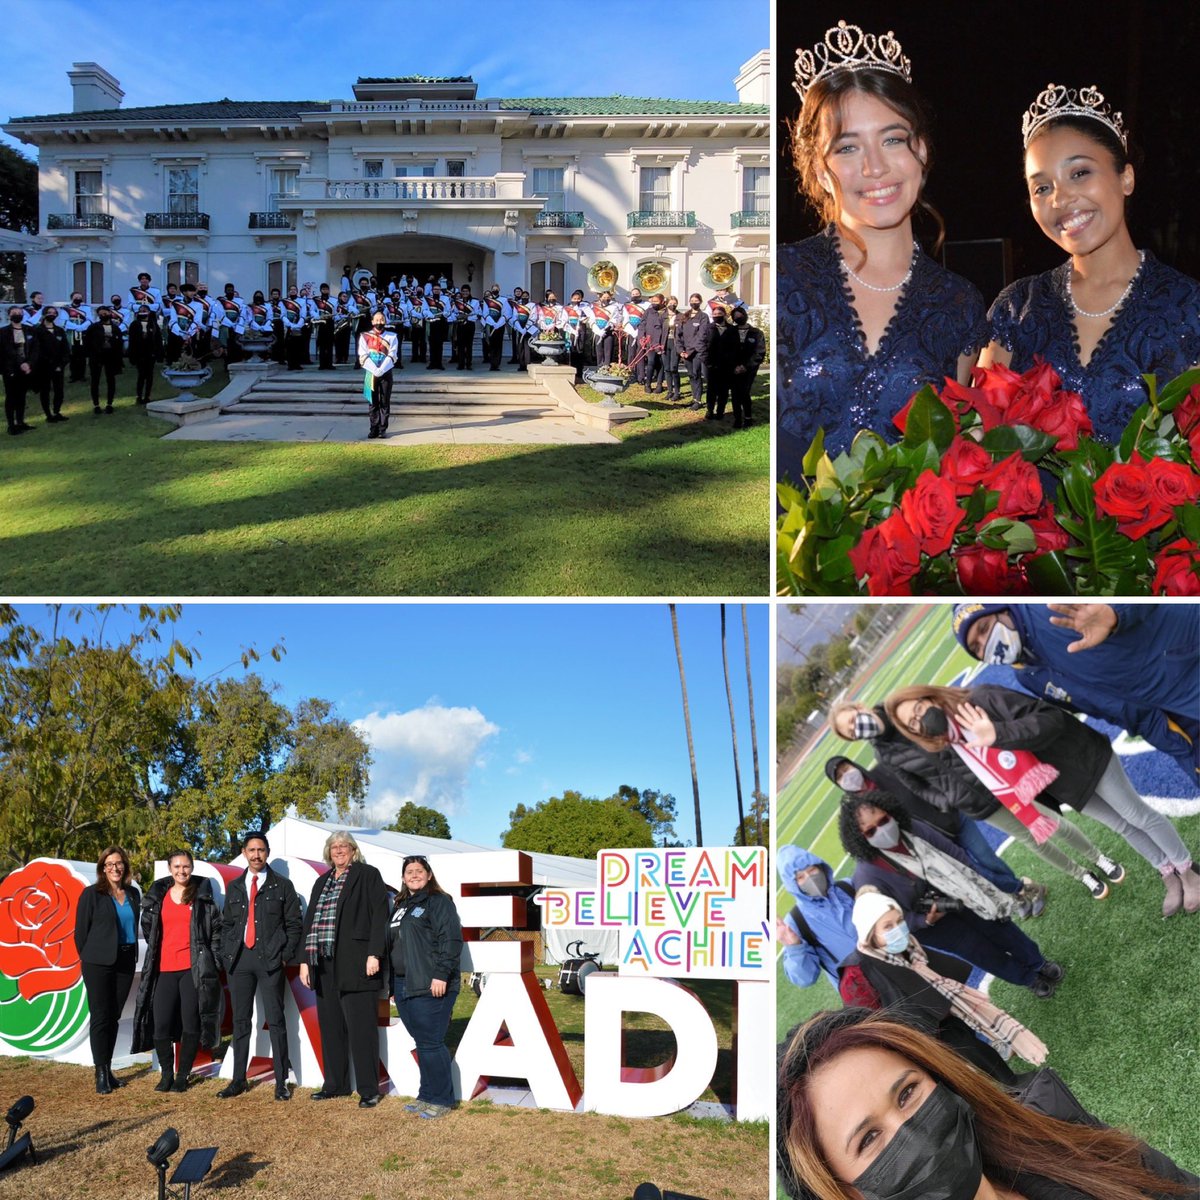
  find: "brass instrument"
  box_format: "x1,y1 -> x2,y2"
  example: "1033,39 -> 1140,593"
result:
634,260 -> 671,296
587,260 -> 619,294
700,252 -> 740,291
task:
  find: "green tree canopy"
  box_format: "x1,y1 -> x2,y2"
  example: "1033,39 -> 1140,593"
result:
608,784 -> 678,846
384,803 -> 451,839
501,790 -> 653,858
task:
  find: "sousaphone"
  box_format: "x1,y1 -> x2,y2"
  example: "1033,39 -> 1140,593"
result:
700,252 -> 740,292
634,260 -> 671,296
587,260 -> 619,294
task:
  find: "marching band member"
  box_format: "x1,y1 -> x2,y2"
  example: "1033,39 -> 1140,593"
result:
405,286 -> 426,363
453,284 -> 481,370
215,286 -> 246,364
706,285 -> 745,322
244,293 -> 275,342
358,310 -> 399,440
127,303 -> 163,404
61,294 -> 93,382
82,306 -> 124,414
312,283 -> 337,370
280,289 -> 307,372
481,288 -> 508,371
24,290 -> 49,328
531,293 -> 561,365
621,291 -> 647,381
108,294 -> 132,341
559,289 -> 589,382
505,285 -> 524,363
340,265 -> 354,295
586,291 -> 618,367
422,285 -> 454,370
131,272 -> 163,314
190,283 -> 216,359
334,291 -> 358,365
509,294 -> 535,371
168,299 -> 202,365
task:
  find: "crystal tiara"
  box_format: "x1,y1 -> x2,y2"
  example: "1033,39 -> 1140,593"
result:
1022,83 -> 1127,151
794,21 -> 912,103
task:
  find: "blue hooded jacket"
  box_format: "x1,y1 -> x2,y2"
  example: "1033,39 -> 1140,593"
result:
778,845 -> 857,988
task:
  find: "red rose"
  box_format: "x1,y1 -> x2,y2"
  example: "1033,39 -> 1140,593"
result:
1026,505 -> 1072,554
941,375 -> 1003,431
1033,387 -> 1093,451
1176,388 -> 1200,463
1146,456 -> 1200,514
0,860 -> 85,1002
1093,453 -> 1167,539
1152,537 -> 1200,596
973,361 -> 1025,411
954,545 -> 1028,594
939,436 -> 995,496
848,511 -> 922,596
981,453 -> 1042,518
899,470 -> 967,556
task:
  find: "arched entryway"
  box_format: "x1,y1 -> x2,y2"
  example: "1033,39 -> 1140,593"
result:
325,234 -> 494,293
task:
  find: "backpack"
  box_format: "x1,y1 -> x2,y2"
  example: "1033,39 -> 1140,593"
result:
787,879 -> 855,949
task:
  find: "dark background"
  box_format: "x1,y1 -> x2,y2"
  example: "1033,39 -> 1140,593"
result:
778,1 -> 1200,296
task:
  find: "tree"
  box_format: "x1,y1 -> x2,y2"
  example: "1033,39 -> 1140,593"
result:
0,145 -> 38,301
669,604 -> 703,845
732,792 -> 769,850
385,804 -> 451,839
609,785 -> 677,846
740,604 -> 766,848
501,791 -> 653,858
719,605 -> 747,846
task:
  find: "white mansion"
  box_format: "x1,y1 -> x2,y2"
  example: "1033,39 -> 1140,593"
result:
5,60 -> 769,307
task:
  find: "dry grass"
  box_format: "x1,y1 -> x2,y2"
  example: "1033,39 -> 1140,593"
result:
0,1056 -> 766,1200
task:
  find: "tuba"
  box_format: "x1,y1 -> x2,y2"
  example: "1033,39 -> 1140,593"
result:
587,260 -> 619,294
634,261 -> 671,296
700,252 -> 740,292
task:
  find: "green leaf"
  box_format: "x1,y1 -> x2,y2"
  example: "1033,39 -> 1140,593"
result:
1025,550 -> 1076,594
998,520 -> 1037,555
777,482 -> 803,510
802,427 -> 827,477
979,425 -> 1058,462
1177,504 -> 1200,544
901,387 -> 956,454
817,535 -> 858,581
1154,367 -> 1200,414
1117,401 -> 1153,461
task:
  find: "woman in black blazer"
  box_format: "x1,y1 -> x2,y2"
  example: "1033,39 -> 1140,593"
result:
299,831 -> 388,1107
73,846 -> 141,1094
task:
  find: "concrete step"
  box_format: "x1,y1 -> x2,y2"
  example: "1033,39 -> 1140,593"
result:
228,401 -> 559,418
250,377 -> 542,395
234,392 -> 552,408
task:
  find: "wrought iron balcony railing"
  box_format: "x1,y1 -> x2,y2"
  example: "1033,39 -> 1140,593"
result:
47,212 -> 114,230
248,212 -> 295,229
144,212 -> 211,230
533,210 -> 585,228
626,210 -> 697,229
731,209 -> 770,228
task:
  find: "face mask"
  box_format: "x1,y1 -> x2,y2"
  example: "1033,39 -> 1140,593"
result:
851,1083 -> 982,1200
839,766 -> 865,792
733,313 -> 747,324
882,921 -> 910,954
44,316 -> 56,325
854,711 -> 882,740
10,314 -> 22,324
797,872 -> 829,899
690,301 -> 701,310
865,818 -> 901,851
920,707 -> 949,738
982,620 -> 1022,666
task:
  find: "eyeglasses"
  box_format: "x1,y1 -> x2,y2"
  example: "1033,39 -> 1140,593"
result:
859,820 -> 891,839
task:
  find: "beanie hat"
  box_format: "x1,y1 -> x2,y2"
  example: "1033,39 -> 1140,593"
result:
952,603 -> 1012,655
824,756 -> 856,786
851,890 -> 902,948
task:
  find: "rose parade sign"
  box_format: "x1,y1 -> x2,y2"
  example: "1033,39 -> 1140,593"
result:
0,842 -> 772,1121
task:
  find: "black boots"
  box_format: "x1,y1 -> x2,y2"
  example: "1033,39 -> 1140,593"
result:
106,1063 -> 126,1089
154,1040 -> 175,1092
95,1064 -> 112,1094
170,1034 -> 199,1093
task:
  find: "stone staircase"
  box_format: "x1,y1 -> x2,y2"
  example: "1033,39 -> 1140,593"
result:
225,363 -> 558,420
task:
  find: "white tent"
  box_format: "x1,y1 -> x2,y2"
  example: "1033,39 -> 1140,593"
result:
0,227 -> 53,252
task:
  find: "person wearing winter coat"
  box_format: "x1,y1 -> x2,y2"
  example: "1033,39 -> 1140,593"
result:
775,845 -> 858,989
778,1007 -> 1199,1200
388,855 -> 463,1117
131,849 -> 223,1092
887,683 -> 1200,918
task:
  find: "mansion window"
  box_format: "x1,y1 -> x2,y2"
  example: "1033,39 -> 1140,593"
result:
269,168 -> 299,212
638,166 -> 671,213
530,260 -> 565,301
166,166 -> 199,215
72,260 -> 103,303
741,260 -> 770,307
166,260 -> 200,288
363,161 -> 384,178
74,169 -> 104,217
742,166 -> 769,214
267,259 -> 297,296
532,167 -> 565,211
394,164 -> 435,178
447,160 -> 466,178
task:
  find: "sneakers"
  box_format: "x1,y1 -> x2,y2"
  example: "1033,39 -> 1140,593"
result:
1030,976 -> 1056,999
1016,879 -> 1047,918
418,1103 -> 452,1119
1079,871 -> 1109,900
1095,854 -> 1126,884
1037,960 -> 1065,984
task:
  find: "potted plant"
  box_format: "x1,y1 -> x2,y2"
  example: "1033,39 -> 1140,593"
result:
161,351 -> 213,402
583,362 -> 632,398
531,328 -> 568,360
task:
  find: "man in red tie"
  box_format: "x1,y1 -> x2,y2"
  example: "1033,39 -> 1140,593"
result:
217,831 -> 303,1100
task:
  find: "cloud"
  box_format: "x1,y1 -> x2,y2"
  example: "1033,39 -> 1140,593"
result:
514,749 -> 533,764
352,703 -> 499,826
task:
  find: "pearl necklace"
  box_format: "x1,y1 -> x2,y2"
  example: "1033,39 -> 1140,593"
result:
1067,251 -> 1145,318
840,240 -> 919,293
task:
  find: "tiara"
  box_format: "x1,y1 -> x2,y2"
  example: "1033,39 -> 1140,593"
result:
1022,83 -> 1127,151
794,21 -> 912,103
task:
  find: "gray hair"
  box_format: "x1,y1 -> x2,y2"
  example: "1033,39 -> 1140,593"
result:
322,830 -> 365,866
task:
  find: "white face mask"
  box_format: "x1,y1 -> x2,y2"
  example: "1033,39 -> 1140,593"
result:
982,621 -> 1022,665
839,766 -> 865,792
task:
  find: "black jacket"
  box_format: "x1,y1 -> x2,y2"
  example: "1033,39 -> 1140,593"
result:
388,888 -> 463,997
677,310 -> 712,359
127,316 -> 163,364
0,324 -> 34,376
131,875 -> 223,1052
842,944 -> 971,1030
218,866 -> 303,973
638,306 -> 667,350
82,320 -> 124,365
301,861 -> 389,993
30,324 -> 69,374
710,322 -> 765,375
74,882 -> 142,966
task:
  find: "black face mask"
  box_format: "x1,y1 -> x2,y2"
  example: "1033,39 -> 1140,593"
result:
852,1084 -> 982,1200
920,707 -> 949,738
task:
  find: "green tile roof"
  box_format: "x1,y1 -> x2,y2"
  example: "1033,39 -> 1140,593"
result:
8,100 -> 331,124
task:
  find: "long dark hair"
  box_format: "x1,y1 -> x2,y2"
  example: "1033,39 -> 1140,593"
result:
884,683 -> 974,752
790,67 -> 945,266
837,791 -> 911,864
165,848 -> 197,904
94,846 -> 131,895
1026,113 -> 1139,217
396,855 -> 447,905
779,1008 -> 1191,1200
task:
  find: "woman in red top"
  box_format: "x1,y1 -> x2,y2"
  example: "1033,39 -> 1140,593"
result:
131,849 -> 222,1092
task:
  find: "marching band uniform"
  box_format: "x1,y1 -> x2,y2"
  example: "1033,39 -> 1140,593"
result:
280,297 -> 307,371
23,298 -> 47,327
559,295 -> 588,382
531,301 -> 560,366
422,291 -> 454,370
312,291 -> 337,370
31,314 -> 70,421
61,303 -> 94,382
334,293 -> 358,364
189,288 -> 215,360
706,290 -> 745,321
509,300 -> 535,371
109,298 -> 135,340
167,300 -> 198,365
358,324 -> 399,439
408,289 -> 427,363
215,296 -> 246,364
586,297 -> 617,367
621,298 -> 647,382
481,294 -> 508,371
453,292 -> 482,370
127,309 -> 163,403
83,311 -> 125,412
132,277 -> 164,314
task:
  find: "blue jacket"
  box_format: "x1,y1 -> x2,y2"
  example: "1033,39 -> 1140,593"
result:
778,845 -> 857,988
1009,605 -> 1199,775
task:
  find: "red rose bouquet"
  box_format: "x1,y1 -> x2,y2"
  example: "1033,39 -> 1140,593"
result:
778,360 -> 1200,596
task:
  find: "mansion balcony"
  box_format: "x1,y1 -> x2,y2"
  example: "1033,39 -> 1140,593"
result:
626,208 -> 697,247
47,212 -> 114,231
532,210 -> 585,228
730,209 -> 769,228
144,210 -> 211,245
248,211 -> 296,229
323,177 -> 499,202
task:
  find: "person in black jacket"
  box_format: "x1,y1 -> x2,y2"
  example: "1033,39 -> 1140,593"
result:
778,1007 -> 1198,1200
638,294 -> 668,394
217,831 -> 303,1101
678,293 -> 711,410
30,306 -> 70,423
73,846 -> 141,1093
131,849 -> 223,1092
720,307 -> 767,427
389,855 -> 463,1118
1,306 -> 35,434
298,831 -> 389,1108
126,303 -> 163,403
82,306 -> 124,413
703,306 -> 736,421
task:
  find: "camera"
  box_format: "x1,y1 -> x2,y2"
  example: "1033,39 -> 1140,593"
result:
912,894 -> 965,914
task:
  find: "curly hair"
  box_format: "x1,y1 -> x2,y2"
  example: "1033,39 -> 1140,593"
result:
837,790 -> 911,864
778,1008 -> 1191,1200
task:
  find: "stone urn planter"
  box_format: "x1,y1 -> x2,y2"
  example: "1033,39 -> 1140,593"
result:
161,365 -> 212,404
532,336 -> 567,361
238,334 -> 274,363
582,366 -> 631,407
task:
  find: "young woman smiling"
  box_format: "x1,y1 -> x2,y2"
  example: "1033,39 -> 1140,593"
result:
778,22 -> 988,475
982,84 -> 1200,443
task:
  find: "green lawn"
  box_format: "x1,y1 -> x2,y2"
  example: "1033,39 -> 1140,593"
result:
0,370 -> 769,596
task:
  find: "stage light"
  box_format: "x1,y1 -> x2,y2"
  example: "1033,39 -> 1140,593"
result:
148,1128 -> 180,1169
0,1094 -> 36,1173
147,1127 -> 216,1200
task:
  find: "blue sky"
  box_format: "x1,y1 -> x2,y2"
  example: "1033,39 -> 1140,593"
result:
14,602 -> 769,847
0,1 -> 769,157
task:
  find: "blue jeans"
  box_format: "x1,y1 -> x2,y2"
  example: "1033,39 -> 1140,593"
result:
919,909 -> 1045,988
957,818 -> 1021,894
395,980 -> 456,1106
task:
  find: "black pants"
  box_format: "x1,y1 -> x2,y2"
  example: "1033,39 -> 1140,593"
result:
685,355 -> 706,404
369,371 -> 393,436
133,359 -> 155,402
313,966 -> 380,1100
36,368 -> 65,416
270,322 -> 285,363
3,372 -> 28,429
485,326 -> 505,370
707,368 -> 731,418
285,331 -> 305,371
69,340 -> 87,382
89,357 -> 119,405
334,324 -> 352,364
594,331 -> 614,367
229,945 -> 289,1085
316,323 -> 334,369
153,968 -> 200,1040
516,333 -> 533,371
300,323 -> 312,364
165,332 -> 182,365
643,349 -> 663,390
427,319 -> 448,368
454,321 -> 476,369
82,945 -> 137,1067
730,370 -> 755,424
569,341 -> 586,381
410,321 -> 426,362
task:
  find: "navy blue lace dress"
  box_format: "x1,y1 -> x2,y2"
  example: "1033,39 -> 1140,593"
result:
778,225 -> 988,481
988,252 -> 1200,445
